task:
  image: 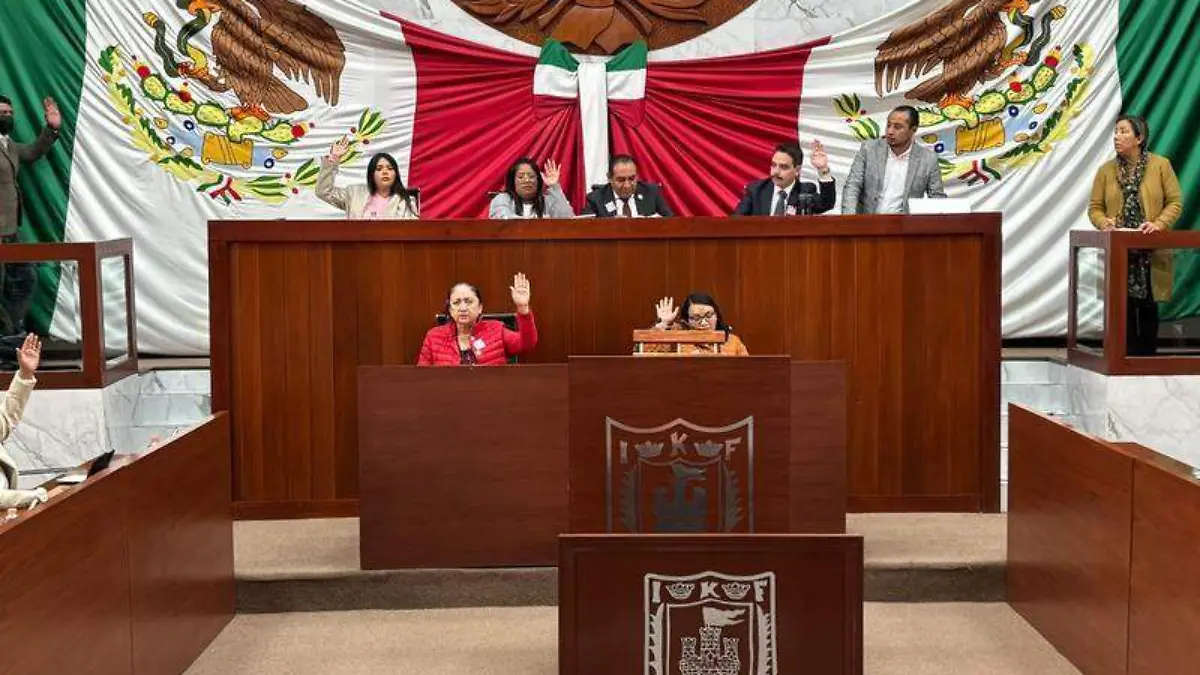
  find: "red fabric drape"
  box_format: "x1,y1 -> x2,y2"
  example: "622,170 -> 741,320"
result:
609,39 -> 830,216
386,17 -> 586,218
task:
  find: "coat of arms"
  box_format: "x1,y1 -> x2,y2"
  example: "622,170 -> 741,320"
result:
97,0 -> 386,205
645,571 -> 777,675
605,417 -> 753,533
834,0 -> 1094,185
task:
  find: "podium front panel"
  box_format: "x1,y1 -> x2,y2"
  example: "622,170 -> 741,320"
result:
559,534 -> 863,675
358,365 -> 569,569
568,356 -> 792,534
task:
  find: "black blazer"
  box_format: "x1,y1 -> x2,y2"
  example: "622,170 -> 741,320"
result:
732,178 -> 836,216
581,181 -> 673,218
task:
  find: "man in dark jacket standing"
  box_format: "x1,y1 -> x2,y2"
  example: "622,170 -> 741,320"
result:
0,95 -> 61,337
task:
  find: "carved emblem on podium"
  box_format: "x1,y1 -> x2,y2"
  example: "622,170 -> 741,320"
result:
644,571 -> 777,675
605,417 -> 754,533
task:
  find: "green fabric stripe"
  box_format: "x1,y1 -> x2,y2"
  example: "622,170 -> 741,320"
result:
0,0 -> 87,334
1117,0 -> 1200,320
606,41 -> 647,72
536,39 -> 578,72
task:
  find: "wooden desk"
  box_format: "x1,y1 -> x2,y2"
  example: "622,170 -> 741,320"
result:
1127,445 -> 1200,675
357,360 -> 845,569
0,414 -> 234,675
210,215 -> 1001,517
1007,407 -> 1200,675
1006,405 -> 1133,675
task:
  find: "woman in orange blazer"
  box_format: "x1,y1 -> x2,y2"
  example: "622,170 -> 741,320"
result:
1088,115 -> 1184,356
650,293 -> 749,356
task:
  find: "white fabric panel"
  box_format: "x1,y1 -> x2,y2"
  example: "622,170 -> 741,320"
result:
58,0 -> 419,354
577,63 -> 610,190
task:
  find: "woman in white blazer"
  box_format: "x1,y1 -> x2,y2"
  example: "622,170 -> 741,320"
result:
488,157 -> 575,219
316,136 -> 419,219
1,334 -> 46,509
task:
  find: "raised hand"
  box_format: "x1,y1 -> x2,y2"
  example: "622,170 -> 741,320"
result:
810,139 -> 829,174
655,297 -> 678,327
17,334 -> 41,379
510,272 -> 532,313
542,159 -> 561,187
44,97 -> 61,130
329,135 -> 351,161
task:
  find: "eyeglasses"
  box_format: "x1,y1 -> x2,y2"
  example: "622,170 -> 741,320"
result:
688,311 -> 716,322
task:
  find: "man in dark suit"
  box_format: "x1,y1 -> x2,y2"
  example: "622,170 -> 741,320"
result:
581,154 -> 673,218
1,95 -> 61,338
733,141 -> 836,216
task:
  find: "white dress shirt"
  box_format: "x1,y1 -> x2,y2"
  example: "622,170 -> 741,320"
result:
773,180 -> 795,214
880,145 -> 911,214
615,194 -> 640,218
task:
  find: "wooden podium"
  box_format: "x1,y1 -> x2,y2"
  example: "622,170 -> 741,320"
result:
569,356 -> 845,535
559,534 -> 864,675
356,358 -> 844,569
212,215 -> 1000,518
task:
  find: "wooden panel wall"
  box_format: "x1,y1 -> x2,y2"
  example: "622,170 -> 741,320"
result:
0,414 -> 233,675
1128,453 -> 1200,675
211,215 -> 1000,517
1007,404 -> 1134,675
0,459 -> 133,675
358,365 -> 569,569
1007,408 -> 1200,675
126,414 -> 235,675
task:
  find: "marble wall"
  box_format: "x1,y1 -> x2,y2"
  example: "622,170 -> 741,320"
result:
1065,366 -> 1200,470
2,370 -> 212,488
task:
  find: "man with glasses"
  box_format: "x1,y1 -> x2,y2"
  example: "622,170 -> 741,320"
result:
582,154 -> 673,218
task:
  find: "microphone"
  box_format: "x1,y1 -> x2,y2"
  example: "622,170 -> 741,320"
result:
795,193 -> 816,216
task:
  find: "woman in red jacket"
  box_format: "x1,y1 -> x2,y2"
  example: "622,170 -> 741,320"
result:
417,273 -> 538,366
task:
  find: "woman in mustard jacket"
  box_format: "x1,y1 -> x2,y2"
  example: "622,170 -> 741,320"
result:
1088,115 -> 1184,356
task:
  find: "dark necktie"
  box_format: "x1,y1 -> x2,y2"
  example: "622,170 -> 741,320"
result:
621,198 -> 632,217
772,190 -> 787,216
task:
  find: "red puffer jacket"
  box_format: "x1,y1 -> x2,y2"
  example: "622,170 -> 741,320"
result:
416,311 -> 538,366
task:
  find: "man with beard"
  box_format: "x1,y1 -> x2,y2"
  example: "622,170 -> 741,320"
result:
842,104 -> 946,215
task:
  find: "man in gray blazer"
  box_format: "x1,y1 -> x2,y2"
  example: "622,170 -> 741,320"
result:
1,95 -> 61,337
841,105 -> 946,215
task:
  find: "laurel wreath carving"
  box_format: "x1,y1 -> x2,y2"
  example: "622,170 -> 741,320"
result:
620,467 -> 639,533
722,464 -> 742,532
757,606 -> 775,675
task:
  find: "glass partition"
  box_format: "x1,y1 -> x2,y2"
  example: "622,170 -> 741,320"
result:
101,255 -> 131,367
1139,247 -> 1200,358
1073,247 -> 1106,353
1,259 -> 85,372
